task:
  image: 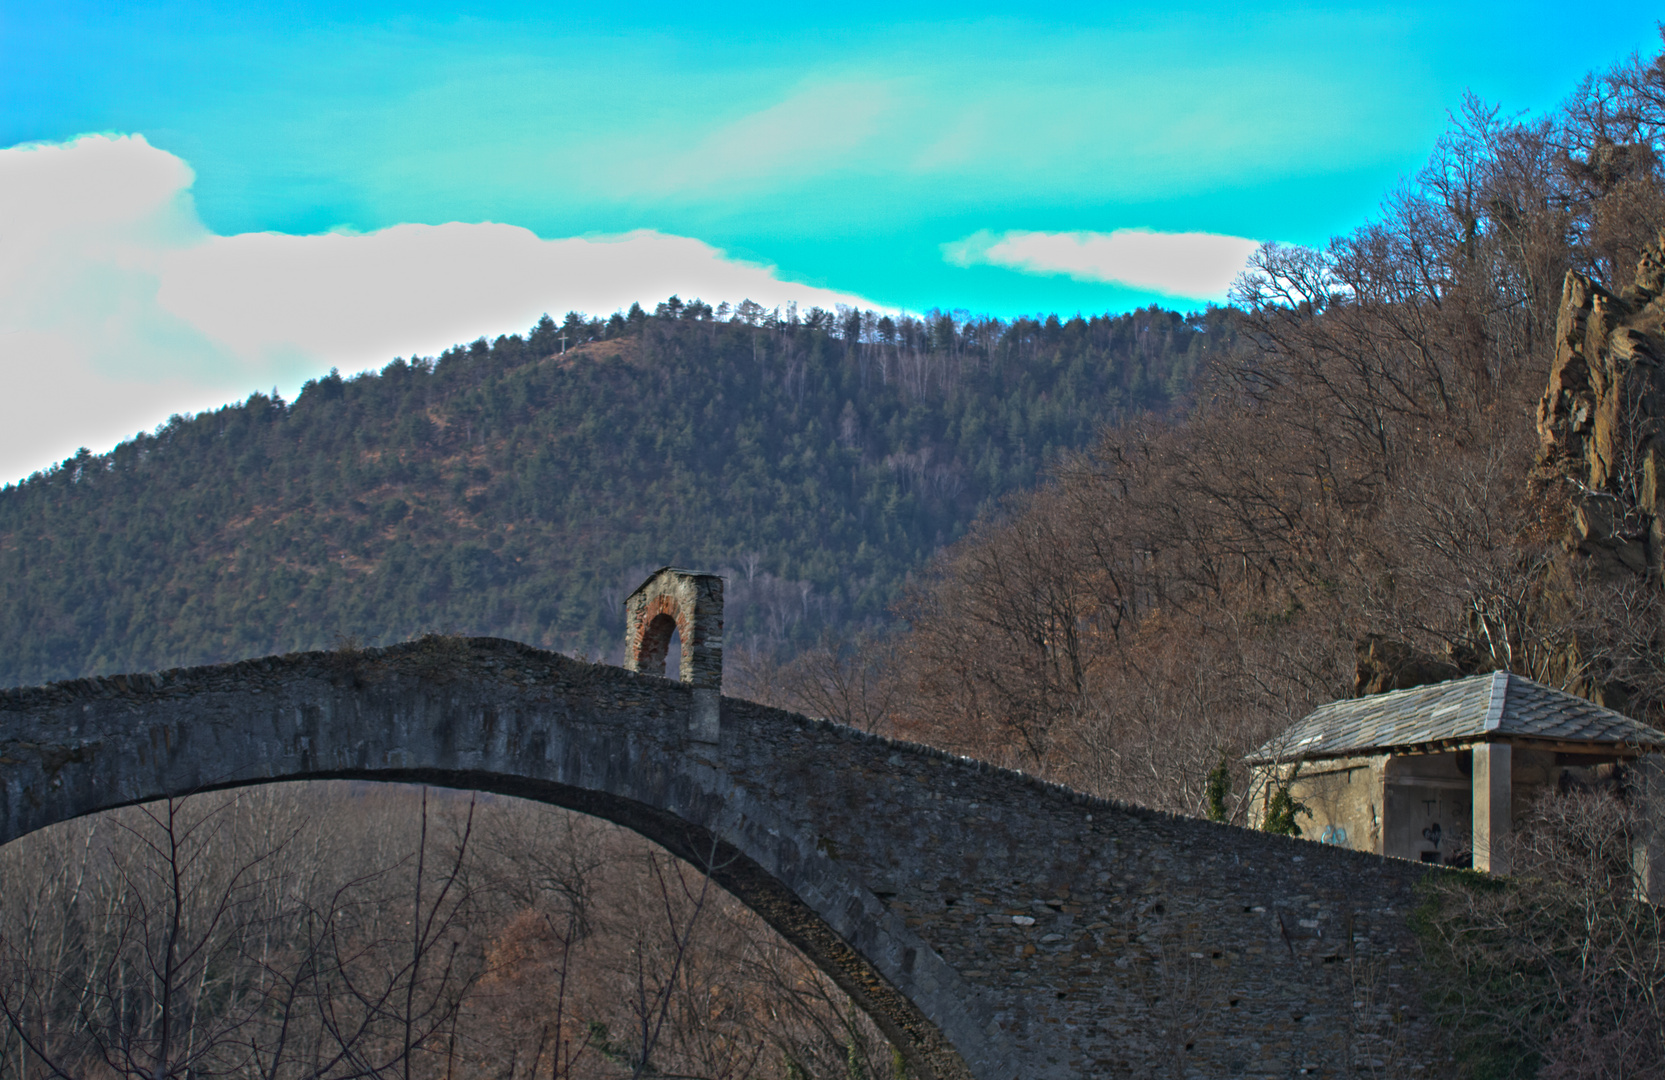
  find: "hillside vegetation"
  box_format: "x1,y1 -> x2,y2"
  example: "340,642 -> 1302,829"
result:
882,76 -> 1665,808
0,302 -> 1229,687
838,47 -> 1665,1080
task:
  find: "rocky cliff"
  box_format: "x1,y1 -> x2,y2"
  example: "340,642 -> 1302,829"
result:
1356,242 -> 1665,702
1538,241 -> 1665,580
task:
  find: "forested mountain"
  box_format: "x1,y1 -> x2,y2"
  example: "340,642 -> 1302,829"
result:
0,301 -> 1230,687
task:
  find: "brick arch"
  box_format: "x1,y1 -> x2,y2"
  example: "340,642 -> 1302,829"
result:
0,638 -> 998,1080
624,569 -> 723,743
623,568 -> 721,689
634,603 -> 683,676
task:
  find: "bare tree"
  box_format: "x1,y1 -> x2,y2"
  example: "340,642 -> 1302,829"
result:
0,786 -> 484,1080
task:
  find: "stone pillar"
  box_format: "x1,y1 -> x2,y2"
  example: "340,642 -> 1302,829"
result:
1632,753 -> 1665,904
1472,741 -> 1512,874
623,567 -> 724,743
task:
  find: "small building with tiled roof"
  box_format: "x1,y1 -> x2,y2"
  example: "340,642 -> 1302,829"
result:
1248,671 -> 1665,873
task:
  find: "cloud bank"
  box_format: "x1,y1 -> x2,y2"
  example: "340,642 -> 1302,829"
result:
0,134 -> 877,484
944,228 -> 1261,300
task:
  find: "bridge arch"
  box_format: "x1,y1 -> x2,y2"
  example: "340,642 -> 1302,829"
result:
1,633 -> 1441,1078
0,636 -> 1001,1080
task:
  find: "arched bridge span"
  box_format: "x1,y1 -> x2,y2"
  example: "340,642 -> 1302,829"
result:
0,636 -> 1438,1078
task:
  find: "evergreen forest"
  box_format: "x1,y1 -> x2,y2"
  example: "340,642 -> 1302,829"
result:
0,301 -> 1229,687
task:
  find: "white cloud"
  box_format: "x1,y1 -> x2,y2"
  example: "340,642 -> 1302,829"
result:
0,134 -> 879,485
944,228 -> 1261,299
155,224 -> 873,365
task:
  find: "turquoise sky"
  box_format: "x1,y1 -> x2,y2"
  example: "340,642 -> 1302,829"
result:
7,1 -> 1662,316
3,1 -> 1665,483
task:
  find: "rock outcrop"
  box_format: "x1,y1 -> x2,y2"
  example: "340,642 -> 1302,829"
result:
1357,242 -> 1665,701
1537,240 -> 1665,580
1354,633 -> 1462,696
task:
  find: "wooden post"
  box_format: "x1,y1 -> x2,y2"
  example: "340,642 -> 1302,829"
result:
1472,741 -> 1512,874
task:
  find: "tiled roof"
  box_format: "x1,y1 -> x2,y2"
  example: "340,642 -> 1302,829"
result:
1248,671 -> 1665,763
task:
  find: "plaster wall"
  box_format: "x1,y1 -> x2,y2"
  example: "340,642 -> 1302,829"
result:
1383,753 -> 1473,865
1267,748 -> 1627,871
1511,748 -> 1617,810
1267,755 -> 1386,854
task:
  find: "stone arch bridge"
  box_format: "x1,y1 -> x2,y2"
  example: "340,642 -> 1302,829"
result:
1,577 -> 1438,1078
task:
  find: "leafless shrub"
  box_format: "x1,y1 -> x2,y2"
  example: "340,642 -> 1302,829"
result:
0,783 -> 911,1080
1415,788 -> 1665,1078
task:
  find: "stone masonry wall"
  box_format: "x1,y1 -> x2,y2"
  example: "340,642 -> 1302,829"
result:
0,636 -> 1446,1079
724,707 -> 1443,1077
